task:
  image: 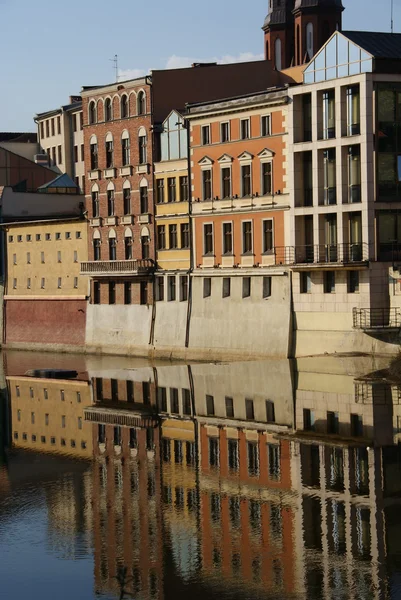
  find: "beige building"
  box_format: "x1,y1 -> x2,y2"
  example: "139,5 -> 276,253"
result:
35,97 -> 85,192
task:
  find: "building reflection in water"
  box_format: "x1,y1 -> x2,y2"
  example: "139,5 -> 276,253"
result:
3,354 -> 401,599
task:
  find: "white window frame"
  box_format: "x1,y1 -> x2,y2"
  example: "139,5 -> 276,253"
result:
240,162 -> 253,198
261,114 -> 271,137
240,118 -> 250,140
201,124 -> 211,146
220,165 -> 232,199
220,121 -> 230,143
241,220 -> 254,255
201,166 -> 213,201
203,222 -> 214,256
221,221 -> 234,256
260,159 -> 273,196
262,218 -> 274,254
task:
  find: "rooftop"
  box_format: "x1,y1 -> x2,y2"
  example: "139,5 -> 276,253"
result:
0,132 -> 37,143
343,30 -> 401,60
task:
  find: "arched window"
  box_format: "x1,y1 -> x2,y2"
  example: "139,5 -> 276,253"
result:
108,229 -> 117,261
141,226 -> 150,259
274,38 -> 282,70
137,91 -> 146,115
124,228 -> 133,259
138,127 -> 147,165
107,182 -> 115,216
91,183 -> 99,217
105,132 -> 114,168
123,180 -> 131,215
306,23 -> 314,61
105,98 -> 112,122
140,178 -> 148,213
93,230 -> 101,261
90,134 -> 98,170
121,130 -> 130,166
121,95 -> 128,118
89,101 -> 96,125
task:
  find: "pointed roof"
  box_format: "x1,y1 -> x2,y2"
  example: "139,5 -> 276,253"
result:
37,173 -> 78,191
343,31 -> 401,60
263,0 -> 294,30
294,0 -> 343,10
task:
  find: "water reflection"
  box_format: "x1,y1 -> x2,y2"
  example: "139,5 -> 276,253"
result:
1,353 -> 401,598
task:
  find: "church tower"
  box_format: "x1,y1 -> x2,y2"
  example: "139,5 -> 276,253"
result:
262,1 -> 295,70
293,0 -> 344,66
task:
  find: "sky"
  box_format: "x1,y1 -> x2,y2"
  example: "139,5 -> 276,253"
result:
0,0 -> 396,131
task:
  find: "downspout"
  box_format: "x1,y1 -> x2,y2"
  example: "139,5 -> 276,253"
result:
148,75 -> 157,348
184,114 -> 194,349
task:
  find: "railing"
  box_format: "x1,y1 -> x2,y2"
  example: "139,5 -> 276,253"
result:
274,243 -> 369,266
80,259 -> 155,276
353,307 -> 401,330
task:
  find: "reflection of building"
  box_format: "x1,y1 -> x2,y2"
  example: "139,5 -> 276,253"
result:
86,371 -> 163,599
8,375 -> 93,458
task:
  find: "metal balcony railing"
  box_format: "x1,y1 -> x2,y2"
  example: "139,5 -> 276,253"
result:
80,259 -> 155,276
274,243 -> 369,266
353,307 -> 401,330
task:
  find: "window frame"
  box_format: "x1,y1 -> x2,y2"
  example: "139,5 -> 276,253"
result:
203,223 -> 214,256
261,114 -> 271,137
220,121 -> 230,143
201,124 -> 211,146
240,118 -> 250,140
262,218 -> 274,254
242,220 -> 253,255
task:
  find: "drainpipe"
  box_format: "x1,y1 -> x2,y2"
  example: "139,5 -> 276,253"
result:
184,114 -> 194,349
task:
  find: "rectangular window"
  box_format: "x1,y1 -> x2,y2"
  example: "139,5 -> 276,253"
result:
206,394 -> 215,416
156,276 -> 164,301
76,231 -> 81,239
27,278 -> 31,289
124,282 -> 132,305
61,415 -> 66,428
57,251 -> 61,263
241,164 -> 251,197
140,281 -> 148,305
323,90 -> 335,139
55,232 -> 61,240
268,444 -> 281,481
65,232 -> 71,240
203,223 -> 213,255
167,177 -> 176,202
209,437 -> 219,468
13,278 -> 17,289
90,142 -> 98,170
17,235 -> 22,242
169,224 -> 178,249
323,148 -> 336,205
266,400 -> 275,422
222,222 -> 233,254
74,277 -> 78,289
263,276 -> 272,298
167,276 -> 176,301
8,235 -> 13,243
170,388 -> 179,414
300,272 -> 312,294
261,115 -> 271,137
327,411 -> 339,435
13,253 -> 16,265
242,221 -> 253,254
158,387 -> 167,411
246,399 -> 255,420
105,141 -> 113,168
351,413 -> 363,437
46,120 -> 49,137
93,282 -> 100,305
180,276 -> 188,301
36,234 -> 41,241
221,121 -> 229,142
228,439 -> 239,471
201,125 -> 210,145
73,250 -> 78,263
225,397 -> 234,418
57,115 -> 61,134
157,225 -> 166,250
346,85 -> 360,136
202,169 -> 212,200
180,223 -> 190,249
126,380 -> 134,403
40,122 -> 44,139
240,119 -> 250,140
242,277 -> 251,298
222,277 -> 231,298
221,167 -> 231,198
324,271 -> 335,293
58,145 -> 62,164
140,186 -> 148,213
109,282 -> 116,305
262,219 -> 273,253
74,145 -> 78,163
31,412 -> 35,424
26,234 -> 31,242
348,271 -> 359,293
203,277 -> 211,298
72,114 -> 77,132
183,389 -> 191,415
247,442 -> 259,476
262,162 -> 272,196
122,137 -> 130,166
156,179 -> 165,203
81,144 -> 84,161
348,145 -> 361,203
51,118 -> 55,135
179,176 -> 189,202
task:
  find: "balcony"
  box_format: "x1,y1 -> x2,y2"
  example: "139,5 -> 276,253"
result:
80,259 -> 155,277
274,243 -> 369,268
353,307 -> 401,331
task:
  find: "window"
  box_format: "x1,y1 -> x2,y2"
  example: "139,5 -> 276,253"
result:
225,397 -> 234,418
30,387 -> 34,398
201,125 -> 210,145
93,282 -> 100,304
242,277 -> 251,298
180,276 -> 188,301
74,145 -> 78,162
90,140 -> 98,169
203,277 -> 211,298
93,237 -> 101,261
81,144 -> 84,161
241,164 -> 252,197
65,232 -> 71,240
348,271 -> 359,293
241,119 -> 250,140
324,271 -> 335,293
246,399 -> 255,420
40,122 -> 44,139
167,276 -> 176,301
121,95 -> 128,118
26,234 -> 31,242
17,235 -> 22,242
206,394 -> 215,416
109,237 -> 116,260
140,185 -> 148,213
45,120 -> 50,137
27,278 -> 31,289
17,410 -> 21,422
179,176 -> 189,202
169,224 -> 178,249
261,115 -> 271,136
242,221 -> 253,254
16,386 -> 20,397
122,282 -> 131,305
263,276 -> 272,298
57,251 -> 61,263
203,224 -> 213,255
140,281 -> 148,305
36,234 -> 41,241
13,253 -> 16,265
137,91 -> 146,115
266,400 -> 275,422
327,411 -> 339,435
41,278 -> 45,289
76,231 -> 81,240
62,416 -> 66,428
351,413 -> 363,437
122,186 -> 131,215
105,139 -> 114,168
268,444 -> 281,480
202,169 -> 212,200
105,98 -> 112,121
247,442 -> 259,476
139,133 -> 147,164
220,121 -> 230,142
346,85 -> 360,135
13,278 -> 16,289
57,277 -> 61,289
221,167 -> 231,198
262,219 -> 273,253
58,145 -> 62,164
300,271 -> 312,293
107,188 -> 115,215
141,235 -> 150,259
156,179 -> 165,203
180,223 -> 190,248
51,118 -> 55,136
323,90 -> 335,139
122,136 -> 130,166
60,389 -> 65,401
156,276 -> 164,301
170,388 -> 179,414
91,191 -> 99,217
348,145 -> 361,203
156,225 -> 166,250
262,162 -> 272,196
124,234 -> 132,259
109,282 -> 116,305
45,413 -> 49,426
222,222 -> 233,255
167,177 -> 176,202
8,235 -> 13,243
228,439 -> 239,471
209,437 -> 219,468
76,392 -> 81,403
44,388 -> 48,400
222,277 -> 231,298
55,232 -> 61,241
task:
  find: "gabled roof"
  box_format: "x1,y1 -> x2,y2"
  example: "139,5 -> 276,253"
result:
37,173 -> 78,191
343,30 -> 401,60
0,132 -> 37,143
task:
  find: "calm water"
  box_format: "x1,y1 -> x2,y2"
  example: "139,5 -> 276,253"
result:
1,351 -> 401,600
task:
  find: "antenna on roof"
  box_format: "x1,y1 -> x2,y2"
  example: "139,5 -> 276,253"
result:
391,0 -> 394,33
110,54 -> 119,82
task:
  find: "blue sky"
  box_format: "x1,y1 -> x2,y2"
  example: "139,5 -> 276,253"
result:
0,0 -> 394,131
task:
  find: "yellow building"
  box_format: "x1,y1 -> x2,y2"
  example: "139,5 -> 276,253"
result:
4,218 -> 89,348
8,375 -> 93,459
155,111 -> 190,276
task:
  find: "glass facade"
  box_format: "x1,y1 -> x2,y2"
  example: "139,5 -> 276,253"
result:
160,111 -> 188,161
377,83 -> 401,199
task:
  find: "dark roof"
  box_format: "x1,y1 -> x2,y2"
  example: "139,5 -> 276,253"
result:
0,132 -> 37,143
343,30 -> 401,59
37,173 -> 78,190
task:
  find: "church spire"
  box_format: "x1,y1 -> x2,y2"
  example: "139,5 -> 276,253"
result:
293,0 -> 344,65
262,1 -> 295,69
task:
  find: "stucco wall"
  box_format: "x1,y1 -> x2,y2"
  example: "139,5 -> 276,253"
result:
152,301 -> 188,349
